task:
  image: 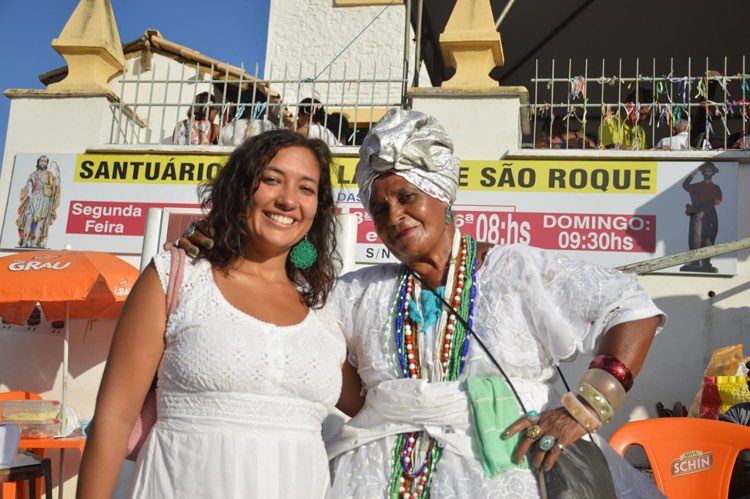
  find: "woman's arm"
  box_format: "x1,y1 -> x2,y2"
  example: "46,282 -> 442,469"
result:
77,265 -> 167,499
503,315 -> 660,472
337,359 -> 365,417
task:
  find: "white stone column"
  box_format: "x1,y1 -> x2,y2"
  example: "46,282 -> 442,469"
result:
409,87 -> 529,159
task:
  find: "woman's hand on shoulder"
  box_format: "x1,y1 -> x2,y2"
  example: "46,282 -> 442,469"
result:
502,407 -> 589,472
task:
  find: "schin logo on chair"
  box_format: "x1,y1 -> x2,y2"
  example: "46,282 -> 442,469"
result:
671,450 -> 713,477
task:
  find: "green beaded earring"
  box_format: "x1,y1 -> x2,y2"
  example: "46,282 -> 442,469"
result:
289,235 -> 318,269
445,205 -> 453,225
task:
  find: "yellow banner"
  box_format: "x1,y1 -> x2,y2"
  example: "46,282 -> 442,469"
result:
333,158 -> 656,193
74,154 -> 228,184
75,154 -> 657,194
461,160 -> 657,194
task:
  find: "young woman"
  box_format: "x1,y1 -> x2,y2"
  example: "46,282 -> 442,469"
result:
77,129 -> 351,498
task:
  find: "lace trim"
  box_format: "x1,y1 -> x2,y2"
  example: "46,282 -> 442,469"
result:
158,390 -> 328,431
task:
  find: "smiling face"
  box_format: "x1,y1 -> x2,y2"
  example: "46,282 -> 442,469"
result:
244,146 -> 320,257
369,173 -> 451,265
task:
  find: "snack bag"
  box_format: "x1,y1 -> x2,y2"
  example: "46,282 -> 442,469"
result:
688,344 -> 745,417
699,375 -> 750,419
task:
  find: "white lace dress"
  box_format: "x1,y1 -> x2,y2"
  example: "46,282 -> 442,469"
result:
129,251 -> 345,498
326,244 -> 666,498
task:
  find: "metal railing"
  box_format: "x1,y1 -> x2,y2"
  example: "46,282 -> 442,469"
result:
523,56 -> 750,151
618,237 -> 750,275
108,59 -> 407,146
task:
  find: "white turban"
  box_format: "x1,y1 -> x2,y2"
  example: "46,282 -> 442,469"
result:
355,108 -> 460,211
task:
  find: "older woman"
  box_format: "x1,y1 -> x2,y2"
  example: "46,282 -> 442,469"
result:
325,109 -> 665,498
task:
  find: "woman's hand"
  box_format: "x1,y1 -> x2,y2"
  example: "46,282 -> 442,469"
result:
502,407 -> 589,472
165,219 -> 214,256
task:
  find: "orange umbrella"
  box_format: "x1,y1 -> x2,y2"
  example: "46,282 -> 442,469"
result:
0,250 -> 137,324
0,250 -> 138,430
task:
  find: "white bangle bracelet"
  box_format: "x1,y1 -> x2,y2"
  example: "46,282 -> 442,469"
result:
576,382 -> 614,423
561,392 -> 603,432
580,368 -> 626,411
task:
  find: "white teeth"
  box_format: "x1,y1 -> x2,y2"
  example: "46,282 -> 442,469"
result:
267,213 -> 295,225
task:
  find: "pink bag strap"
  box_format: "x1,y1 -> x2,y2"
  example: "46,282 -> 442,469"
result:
165,247 -> 186,317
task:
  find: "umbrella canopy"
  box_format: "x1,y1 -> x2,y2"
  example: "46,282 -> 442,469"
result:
0,250 -> 138,438
0,250 -> 138,325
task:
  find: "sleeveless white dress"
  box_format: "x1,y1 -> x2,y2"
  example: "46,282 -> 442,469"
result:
129,251 -> 345,498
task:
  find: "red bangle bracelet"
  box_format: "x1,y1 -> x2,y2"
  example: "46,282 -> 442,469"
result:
589,355 -> 633,392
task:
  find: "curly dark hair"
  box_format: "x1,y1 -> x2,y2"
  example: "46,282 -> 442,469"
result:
198,129 -> 338,308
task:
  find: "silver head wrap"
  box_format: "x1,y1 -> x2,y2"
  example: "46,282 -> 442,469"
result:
355,108 -> 460,211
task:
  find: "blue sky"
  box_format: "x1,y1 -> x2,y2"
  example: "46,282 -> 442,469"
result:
0,0 -> 270,171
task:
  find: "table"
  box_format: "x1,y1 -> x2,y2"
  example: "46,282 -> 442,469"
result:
0,454 -> 52,499
18,437 -> 85,499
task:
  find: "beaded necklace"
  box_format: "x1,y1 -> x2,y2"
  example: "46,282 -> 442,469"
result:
387,232 -> 478,499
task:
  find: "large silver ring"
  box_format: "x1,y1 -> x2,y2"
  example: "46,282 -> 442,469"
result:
538,435 -> 556,452
182,223 -> 197,239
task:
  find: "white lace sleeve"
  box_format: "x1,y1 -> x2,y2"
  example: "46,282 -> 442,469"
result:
485,245 -> 665,362
328,264 -> 401,367
327,273 -> 363,367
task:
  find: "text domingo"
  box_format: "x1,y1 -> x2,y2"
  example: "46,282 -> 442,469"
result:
75,157 -> 224,184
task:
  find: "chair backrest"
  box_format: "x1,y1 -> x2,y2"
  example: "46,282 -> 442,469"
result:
609,418 -> 750,499
0,391 -> 42,402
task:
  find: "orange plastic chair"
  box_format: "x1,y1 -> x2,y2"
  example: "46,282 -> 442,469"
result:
1,391 -> 43,499
610,418 -> 750,499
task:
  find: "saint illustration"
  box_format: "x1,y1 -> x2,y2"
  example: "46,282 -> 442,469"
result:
16,155 -> 62,248
680,162 -> 721,273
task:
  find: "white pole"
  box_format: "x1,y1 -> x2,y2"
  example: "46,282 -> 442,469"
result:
335,213 -> 357,275
140,208 -> 164,272
59,301 -> 70,499
61,302 -> 69,427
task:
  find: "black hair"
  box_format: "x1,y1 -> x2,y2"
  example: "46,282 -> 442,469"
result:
188,92 -> 214,120
539,115 -> 565,137
325,112 -> 352,145
625,86 -> 654,104
298,97 -> 327,125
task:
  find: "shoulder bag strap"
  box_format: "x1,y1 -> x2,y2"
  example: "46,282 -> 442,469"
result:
166,247 -> 186,317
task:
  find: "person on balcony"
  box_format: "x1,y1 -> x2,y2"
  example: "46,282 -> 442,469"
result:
171,92 -> 219,145
296,98 -> 340,147
219,101 -> 278,147
535,115 -> 595,149
656,120 -> 690,150
598,87 -> 653,150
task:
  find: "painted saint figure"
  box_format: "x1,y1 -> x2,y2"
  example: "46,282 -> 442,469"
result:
680,162 -> 722,273
16,155 -> 61,248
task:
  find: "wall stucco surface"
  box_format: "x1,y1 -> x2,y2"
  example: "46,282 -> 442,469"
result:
265,0 -> 416,108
